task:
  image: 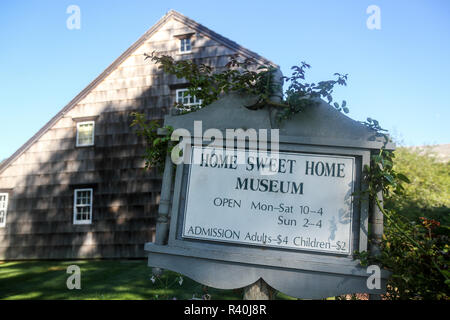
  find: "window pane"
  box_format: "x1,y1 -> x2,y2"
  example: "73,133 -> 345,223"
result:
180,38 -> 191,52
177,91 -> 184,104
0,194 -> 7,226
76,206 -> 90,221
74,190 -> 92,223
78,191 -> 90,205
0,196 -> 6,209
76,192 -> 83,205
176,89 -> 201,109
77,122 -> 94,146
185,38 -> 191,51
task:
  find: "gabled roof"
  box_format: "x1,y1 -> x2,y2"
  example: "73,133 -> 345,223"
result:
0,10 -> 276,175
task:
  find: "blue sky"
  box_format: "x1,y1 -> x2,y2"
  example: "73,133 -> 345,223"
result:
0,0 -> 449,160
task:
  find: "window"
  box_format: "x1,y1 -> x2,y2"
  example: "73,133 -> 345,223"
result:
76,121 -> 95,147
176,88 -> 202,108
73,189 -> 93,224
179,37 -> 192,53
0,193 -> 8,228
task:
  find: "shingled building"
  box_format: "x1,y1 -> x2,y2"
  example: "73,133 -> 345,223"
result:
0,10 -> 275,260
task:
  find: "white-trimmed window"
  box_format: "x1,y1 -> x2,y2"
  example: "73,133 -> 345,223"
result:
176,88 -> 202,108
73,189 -> 93,225
76,121 -> 95,147
179,37 -> 192,53
0,193 -> 8,228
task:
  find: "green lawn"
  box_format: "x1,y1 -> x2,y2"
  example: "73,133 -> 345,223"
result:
0,259 -> 294,300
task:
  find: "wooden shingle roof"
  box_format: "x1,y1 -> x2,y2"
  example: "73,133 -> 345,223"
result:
0,10 -> 276,174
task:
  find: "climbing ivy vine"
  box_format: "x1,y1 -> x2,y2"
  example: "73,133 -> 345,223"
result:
132,52 -> 350,171
143,52 -> 349,121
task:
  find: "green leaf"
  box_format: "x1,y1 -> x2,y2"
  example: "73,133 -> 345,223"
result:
396,173 -> 411,184
383,173 -> 395,184
153,138 -> 161,146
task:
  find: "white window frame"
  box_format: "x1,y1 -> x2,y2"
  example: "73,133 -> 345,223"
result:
179,37 -> 192,54
76,121 -> 95,147
73,188 -> 93,225
175,88 -> 202,108
0,193 -> 8,228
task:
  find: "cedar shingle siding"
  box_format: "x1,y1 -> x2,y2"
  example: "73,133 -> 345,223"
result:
0,10 -> 275,260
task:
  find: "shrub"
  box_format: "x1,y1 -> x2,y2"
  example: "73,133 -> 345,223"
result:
360,147 -> 449,300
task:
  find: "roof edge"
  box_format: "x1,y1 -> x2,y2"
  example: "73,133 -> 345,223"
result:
0,12 -> 172,175
0,10 -> 277,175
168,10 -> 278,67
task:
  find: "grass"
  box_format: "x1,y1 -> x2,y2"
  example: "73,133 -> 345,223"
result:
0,259 -> 295,300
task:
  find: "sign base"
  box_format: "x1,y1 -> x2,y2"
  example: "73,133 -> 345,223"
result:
145,242 -> 389,299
